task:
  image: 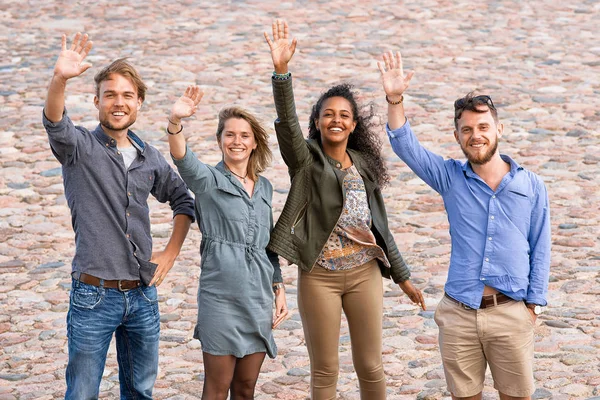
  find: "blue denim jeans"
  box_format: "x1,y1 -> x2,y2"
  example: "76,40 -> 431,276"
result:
65,278 -> 160,400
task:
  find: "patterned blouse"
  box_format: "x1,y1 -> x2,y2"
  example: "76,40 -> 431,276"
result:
317,165 -> 390,271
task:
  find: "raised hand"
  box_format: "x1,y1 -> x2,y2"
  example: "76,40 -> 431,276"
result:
54,33 -> 93,81
264,19 -> 297,74
170,85 -> 204,123
377,51 -> 414,99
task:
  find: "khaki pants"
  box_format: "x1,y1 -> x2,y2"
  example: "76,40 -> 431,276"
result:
434,294 -> 535,397
298,259 -> 385,400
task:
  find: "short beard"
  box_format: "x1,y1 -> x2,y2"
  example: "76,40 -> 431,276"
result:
100,117 -> 135,133
461,136 -> 498,165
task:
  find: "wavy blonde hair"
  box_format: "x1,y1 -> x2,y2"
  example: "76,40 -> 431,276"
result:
216,107 -> 272,182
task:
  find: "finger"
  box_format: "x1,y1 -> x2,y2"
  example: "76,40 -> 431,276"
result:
80,63 -> 92,73
272,311 -> 288,328
405,70 -> 415,85
283,20 -> 289,39
264,32 -> 273,49
61,34 -> 67,51
71,32 -> 81,51
418,293 -> 426,310
277,19 -> 284,39
383,52 -> 391,71
82,40 -> 93,59
396,51 -> 404,76
289,38 -> 298,56
78,34 -> 89,54
272,21 -> 277,41
377,61 -> 385,75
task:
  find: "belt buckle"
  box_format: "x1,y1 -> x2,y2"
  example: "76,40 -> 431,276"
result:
118,280 -> 131,292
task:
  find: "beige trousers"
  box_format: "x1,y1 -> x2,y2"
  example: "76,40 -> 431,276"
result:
298,259 -> 386,400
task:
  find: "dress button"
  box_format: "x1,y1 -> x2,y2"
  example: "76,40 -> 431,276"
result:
490,216 -> 495,220
117,151 -> 121,155
485,258 -> 489,262
492,195 -> 496,199
488,237 -> 492,241
128,192 -> 132,196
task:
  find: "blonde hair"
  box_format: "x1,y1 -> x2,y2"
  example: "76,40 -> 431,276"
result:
94,58 -> 147,102
216,107 -> 272,182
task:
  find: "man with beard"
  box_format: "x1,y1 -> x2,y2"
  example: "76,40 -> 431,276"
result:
377,51 -> 550,400
43,33 -> 194,399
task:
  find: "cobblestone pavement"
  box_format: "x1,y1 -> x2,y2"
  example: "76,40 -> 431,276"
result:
1,0 -> 599,399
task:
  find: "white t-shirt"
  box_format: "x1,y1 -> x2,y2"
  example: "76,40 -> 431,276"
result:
119,146 -> 138,170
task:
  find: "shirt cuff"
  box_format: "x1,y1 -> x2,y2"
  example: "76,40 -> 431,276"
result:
171,144 -> 194,167
386,118 -> 411,139
42,107 -> 68,128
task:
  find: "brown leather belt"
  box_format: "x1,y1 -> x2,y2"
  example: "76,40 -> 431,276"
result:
445,292 -> 513,310
78,273 -> 141,291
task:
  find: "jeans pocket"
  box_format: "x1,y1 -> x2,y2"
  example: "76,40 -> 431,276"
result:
71,282 -> 104,309
140,285 -> 158,303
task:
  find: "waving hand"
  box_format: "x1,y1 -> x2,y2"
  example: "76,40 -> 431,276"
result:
54,33 -> 93,81
170,85 -> 204,123
377,51 -> 414,99
264,20 -> 297,74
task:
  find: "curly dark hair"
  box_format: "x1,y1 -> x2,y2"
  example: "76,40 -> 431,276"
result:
308,83 -> 390,187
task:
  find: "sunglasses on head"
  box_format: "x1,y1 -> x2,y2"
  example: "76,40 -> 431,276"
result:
454,95 -> 496,110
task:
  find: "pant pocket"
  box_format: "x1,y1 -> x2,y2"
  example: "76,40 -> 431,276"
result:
71,281 -> 104,309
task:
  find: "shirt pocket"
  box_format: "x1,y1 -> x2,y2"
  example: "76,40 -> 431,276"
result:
129,169 -> 155,199
257,193 -> 273,228
503,189 -> 532,223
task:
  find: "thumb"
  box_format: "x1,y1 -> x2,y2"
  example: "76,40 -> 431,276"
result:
80,63 -> 92,73
289,38 -> 298,56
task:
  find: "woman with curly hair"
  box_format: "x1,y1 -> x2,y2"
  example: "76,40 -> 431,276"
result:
264,21 -> 425,399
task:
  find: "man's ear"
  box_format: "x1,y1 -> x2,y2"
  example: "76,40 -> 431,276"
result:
137,98 -> 142,111
94,96 -> 99,110
453,130 -> 459,143
497,122 -> 504,138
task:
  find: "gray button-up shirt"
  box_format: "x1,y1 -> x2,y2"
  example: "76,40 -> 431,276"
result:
43,110 -> 195,282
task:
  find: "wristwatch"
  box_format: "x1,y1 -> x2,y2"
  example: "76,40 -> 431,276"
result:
526,303 -> 544,315
272,283 -> 285,293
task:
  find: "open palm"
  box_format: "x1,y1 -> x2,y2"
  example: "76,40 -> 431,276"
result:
378,51 -> 414,97
264,20 -> 297,72
171,86 -> 203,120
54,33 -> 93,80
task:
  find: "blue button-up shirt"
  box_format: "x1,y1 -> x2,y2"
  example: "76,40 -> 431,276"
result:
387,120 -> 550,309
43,110 -> 195,282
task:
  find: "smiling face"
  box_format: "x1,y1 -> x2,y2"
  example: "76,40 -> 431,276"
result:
314,96 -> 357,148
218,117 -> 257,166
454,106 -> 503,165
94,73 -> 142,135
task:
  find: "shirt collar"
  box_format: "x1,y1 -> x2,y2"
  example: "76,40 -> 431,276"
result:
92,124 -> 146,153
462,154 -> 523,178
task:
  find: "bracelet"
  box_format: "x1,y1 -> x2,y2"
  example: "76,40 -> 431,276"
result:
166,124 -> 183,135
272,282 -> 285,293
168,117 -> 181,126
386,95 -> 404,105
272,71 -> 291,81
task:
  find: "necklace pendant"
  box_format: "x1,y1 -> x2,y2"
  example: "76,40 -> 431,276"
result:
243,178 -> 247,184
